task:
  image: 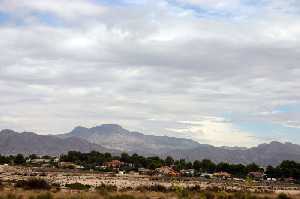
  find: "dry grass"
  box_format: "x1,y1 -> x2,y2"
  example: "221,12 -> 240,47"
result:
0,189 -> 298,199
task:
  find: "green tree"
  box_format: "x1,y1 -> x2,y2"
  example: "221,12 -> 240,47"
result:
14,154 -> 26,165
165,156 -> 174,166
246,163 -> 261,173
120,153 -> 130,163
193,160 -> 201,171
200,159 -> 216,173
29,154 -> 38,160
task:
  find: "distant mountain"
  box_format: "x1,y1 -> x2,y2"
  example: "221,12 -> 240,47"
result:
0,129 -> 117,155
59,124 -> 300,166
220,146 -> 248,151
60,124 -> 200,155
166,141 -> 300,166
1,124 -> 300,166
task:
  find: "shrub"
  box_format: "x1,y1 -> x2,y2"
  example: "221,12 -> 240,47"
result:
36,192 -> 53,199
65,183 -> 91,190
4,193 -> 18,199
96,183 -> 117,193
174,186 -> 190,199
203,191 -> 216,199
277,193 -> 291,199
187,185 -> 202,192
216,192 -> 229,199
0,180 -> 3,190
15,178 -> 50,190
135,184 -> 168,192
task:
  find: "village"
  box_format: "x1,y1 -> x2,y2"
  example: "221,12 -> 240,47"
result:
0,155 -> 300,196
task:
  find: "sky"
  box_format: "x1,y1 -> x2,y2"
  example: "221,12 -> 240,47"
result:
0,0 -> 300,147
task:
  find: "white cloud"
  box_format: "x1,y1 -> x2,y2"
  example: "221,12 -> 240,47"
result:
166,117 -> 260,146
0,0 -> 299,144
0,0 -> 107,20
279,121 -> 300,129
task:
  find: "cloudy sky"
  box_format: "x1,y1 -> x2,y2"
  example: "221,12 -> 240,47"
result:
0,0 -> 300,147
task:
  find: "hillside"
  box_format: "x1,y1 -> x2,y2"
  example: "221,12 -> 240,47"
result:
0,129 -> 117,155
166,141 -> 300,166
60,124 -> 200,155
59,124 -> 300,166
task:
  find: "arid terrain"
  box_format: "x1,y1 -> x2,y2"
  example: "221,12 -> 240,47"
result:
1,165 -> 300,199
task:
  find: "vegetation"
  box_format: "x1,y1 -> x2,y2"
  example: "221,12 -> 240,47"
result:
266,161 -> 300,181
136,184 -> 169,193
0,154 -> 53,166
15,178 -> 51,190
59,151 -> 291,179
65,183 -> 91,190
1,151 -> 300,181
96,183 -> 118,193
0,190 -> 296,199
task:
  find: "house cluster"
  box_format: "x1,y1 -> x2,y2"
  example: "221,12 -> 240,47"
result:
103,160 -> 124,169
23,158 -> 293,183
26,158 -> 59,168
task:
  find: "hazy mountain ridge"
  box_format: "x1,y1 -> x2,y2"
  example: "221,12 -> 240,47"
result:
0,129 -> 117,155
1,125 -> 300,166
59,124 -> 300,166
166,141 -> 300,166
60,124 -> 200,155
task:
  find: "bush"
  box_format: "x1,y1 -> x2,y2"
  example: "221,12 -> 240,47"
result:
15,178 -> 50,190
0,180 -> 3,190
216,192 -> 229,199
96,183 -> 118,193
51,183 -> 60,191
36,192 -> 53,199
187,185 -> 202,192
174,186 -> 190,199
65,183 -> 91,190
277,193 -> 291,199
4,193 -> 18,199
203,191 -> 215,199
136,184 -> 168,192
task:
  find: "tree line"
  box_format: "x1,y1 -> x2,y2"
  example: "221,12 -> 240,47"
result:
58,151 -> 300,180
1,151 -> 300,180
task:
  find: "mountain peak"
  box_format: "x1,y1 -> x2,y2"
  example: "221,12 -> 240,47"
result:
96,124 -> 124,131
270,141 -> 282,145
72,126 -> 89,132
0,129 -> 17,134
21,131 -> 37,136
90,124 -> 128,135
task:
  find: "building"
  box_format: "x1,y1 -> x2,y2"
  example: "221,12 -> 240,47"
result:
201,173 -> 213,179
118,170 -> 125,175
248,172 -> 265,180
213,172 -> 232,179
59,162 -> 82,169
104,160 -> 124,168
267,178 -> 277,182
29,159 -> 51,164
155,166 -> 180,177
180,169 -> 195,177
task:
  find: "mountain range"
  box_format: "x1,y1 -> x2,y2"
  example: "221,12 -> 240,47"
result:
165,141 -> 300,166
59,124 -> 200,155
0,129 -> 117,156
1,124 -> 300,166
